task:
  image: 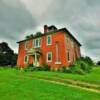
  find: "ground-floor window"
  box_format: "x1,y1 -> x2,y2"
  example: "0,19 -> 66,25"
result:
24,55 -> 29,64
47,52 -> 52,62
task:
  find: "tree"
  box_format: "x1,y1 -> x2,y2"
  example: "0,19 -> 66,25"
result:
81,56 -> 94,66
0,42 -> 17,67
97,61 -> 100,65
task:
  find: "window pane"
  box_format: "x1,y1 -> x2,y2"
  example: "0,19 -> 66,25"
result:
34,38 -> 41,48
68,50 -> 70,61
48,53 -> 51,60
47,52 -> 52,62
47,35 -> 51,45
25,55 -> 28,63
36,39 -> 38,47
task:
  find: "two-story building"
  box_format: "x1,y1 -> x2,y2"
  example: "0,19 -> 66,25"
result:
17,25 -> 81,70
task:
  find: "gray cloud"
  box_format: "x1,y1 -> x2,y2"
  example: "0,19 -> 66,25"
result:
0,0 -> 37,52
36,0 -> 100,61
0,0 -> 100,61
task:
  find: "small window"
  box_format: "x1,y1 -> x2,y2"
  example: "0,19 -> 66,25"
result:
47,52 -> 52,62
72,40 -> 74,47
66,35 -> 69,43
33,38 -> 41,48
24,55 -> 29,64
47,35 -> 52,45
25,41 -> 29,50
67,50 -> 70,61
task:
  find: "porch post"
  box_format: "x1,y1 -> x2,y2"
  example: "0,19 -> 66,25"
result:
34,53 -> 37,66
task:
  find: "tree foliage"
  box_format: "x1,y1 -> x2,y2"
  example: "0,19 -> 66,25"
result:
97,61 -> 100,65
0,42 -> 17,67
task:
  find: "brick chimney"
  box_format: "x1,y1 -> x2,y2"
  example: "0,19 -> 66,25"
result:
44,25 -> 48,33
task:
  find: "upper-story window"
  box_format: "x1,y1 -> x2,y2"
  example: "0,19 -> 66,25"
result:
34,38 -> 41,48
66,35 -> 70,43
25,41 -> 29,50
47,35 -> 52,45
72,40 -> 74,47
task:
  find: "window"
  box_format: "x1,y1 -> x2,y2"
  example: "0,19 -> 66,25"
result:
24,55 -> 29,64
72,40 -> 74,47
47,35 -> 52,45
67,50 -> 70,61
33,38 -> 41,48
25,41 -> 29,50
47,52 -> 52,62
66,35 -> 69,43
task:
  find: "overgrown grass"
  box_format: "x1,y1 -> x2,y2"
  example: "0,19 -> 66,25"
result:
26,67 -> 100,85
0,68 -> 100,100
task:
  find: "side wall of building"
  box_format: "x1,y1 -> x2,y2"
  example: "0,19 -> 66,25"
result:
64,33 -> 81,67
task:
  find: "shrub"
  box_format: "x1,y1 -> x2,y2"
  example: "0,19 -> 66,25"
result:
69,58 -> 92,74
35,66 -> 43,71
24,64 -> 36,72
36,32 -> 42,37
59,66 -> 67,73
42,64 -> 51,71
80,61 -> 91,73
26,34 -> 34,39
70,65 -> 85,75
58,66 -> 72,73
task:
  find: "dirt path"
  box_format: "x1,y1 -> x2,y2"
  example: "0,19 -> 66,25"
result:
52,76 -> 100,88
37,77 -> 100,93
12,73 -> 100,94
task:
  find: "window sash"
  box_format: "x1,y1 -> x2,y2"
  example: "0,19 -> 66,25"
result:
47,35 -> 51,45
47,52 -> 52,62
24,55 -> 29,64
33,38 -> 41,48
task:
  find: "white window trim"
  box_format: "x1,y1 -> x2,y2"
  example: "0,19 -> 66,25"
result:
55,61 -> 61,64
24,55 -> 29,64
47,52 -> 52,62
33,38 -> 41,48
46,35 -> 52,45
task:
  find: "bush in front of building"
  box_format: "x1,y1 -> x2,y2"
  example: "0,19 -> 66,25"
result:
58,57 -> 94,75
23,64 -> 51,72
24,64 -> 36,72
58,66 -> 72,73
41,64 -> 51,71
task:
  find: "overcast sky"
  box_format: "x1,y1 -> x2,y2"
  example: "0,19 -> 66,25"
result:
0,0 -> 100,61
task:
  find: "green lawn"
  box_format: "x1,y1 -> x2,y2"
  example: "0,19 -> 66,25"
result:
27,67 -> 100,85
0,68 -> 100,100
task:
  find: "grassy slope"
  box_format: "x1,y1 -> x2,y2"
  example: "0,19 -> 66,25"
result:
0,68 -> 100,100
29,67 -> 100,84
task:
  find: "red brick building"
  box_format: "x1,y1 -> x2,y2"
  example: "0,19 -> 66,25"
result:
17,25 -> 81,70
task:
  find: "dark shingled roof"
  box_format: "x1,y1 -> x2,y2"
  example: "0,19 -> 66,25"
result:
17,28 -> 81,46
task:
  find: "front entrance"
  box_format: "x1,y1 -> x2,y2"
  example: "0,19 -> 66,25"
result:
27,48 -> 42,67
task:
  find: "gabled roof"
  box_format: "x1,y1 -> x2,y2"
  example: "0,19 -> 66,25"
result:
17,28 -> 81,46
